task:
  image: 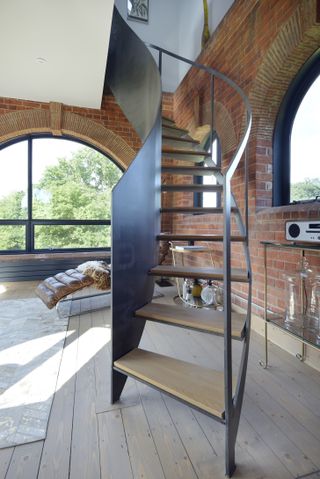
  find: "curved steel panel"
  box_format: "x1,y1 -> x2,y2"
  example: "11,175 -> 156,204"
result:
106,9 -> 161,141
106,8 -> 161,401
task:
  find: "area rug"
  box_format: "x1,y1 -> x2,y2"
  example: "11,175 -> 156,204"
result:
0,297 -> 68,448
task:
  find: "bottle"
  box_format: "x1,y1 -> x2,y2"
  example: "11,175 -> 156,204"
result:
201,280 -> 216,306
283,273 -> 300,329
192,279 -> 202,298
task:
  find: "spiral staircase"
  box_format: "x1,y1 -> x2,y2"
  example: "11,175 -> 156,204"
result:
106,8 -> 252,477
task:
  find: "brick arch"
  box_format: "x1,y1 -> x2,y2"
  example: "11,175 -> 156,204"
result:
0,102 -> 136,170
249,0 -> 320,207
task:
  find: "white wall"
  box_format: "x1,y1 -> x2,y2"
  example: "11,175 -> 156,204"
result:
114,0 -> 181,91
178,0 -> 234,82
114,0 -> 234,91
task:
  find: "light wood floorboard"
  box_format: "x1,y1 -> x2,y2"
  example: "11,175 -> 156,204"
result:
5,442 -> 43,479
0,449 -> 13,479
1,283 -> 320,478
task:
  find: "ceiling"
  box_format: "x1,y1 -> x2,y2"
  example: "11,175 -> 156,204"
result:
0,0 -> 114,109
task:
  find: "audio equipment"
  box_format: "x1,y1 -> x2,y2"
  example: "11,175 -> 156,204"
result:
286,220 -> 320,243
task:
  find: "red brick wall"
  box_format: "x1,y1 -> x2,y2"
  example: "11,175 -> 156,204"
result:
0,94 -> 142,152
167,0 -> 320,317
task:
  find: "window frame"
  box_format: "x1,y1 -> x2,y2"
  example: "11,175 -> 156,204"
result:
273,48 -> 320,206
0,134 -> 122,254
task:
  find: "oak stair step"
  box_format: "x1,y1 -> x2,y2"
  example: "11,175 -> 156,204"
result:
162,165 -> 220,176
162,134 -> 200,149
162,123 -> 189,137
162,147 -> 211,162
162,184 -> 222,193
135,303 -> 246,339
150,265 -> 249,282
157,233 -> 246,242
113,348 -> 231,419
160,206 -> 238,214
162,115 -> 175,126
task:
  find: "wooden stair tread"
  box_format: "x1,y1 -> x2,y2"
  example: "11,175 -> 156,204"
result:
135,303 -> 246,339
150,265 -> 249,282
162,165 -> 220,175
114,348 -> 229,418
162,147 -> 211,157
162,124 -> 189,135
161,206 -> 238,214
162,134 -> 200,146
162,115 -> 175,124
162,184 -> 222,192
157,233 -> 246,242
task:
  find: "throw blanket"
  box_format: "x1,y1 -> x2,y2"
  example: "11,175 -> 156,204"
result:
77,261 -> 111,290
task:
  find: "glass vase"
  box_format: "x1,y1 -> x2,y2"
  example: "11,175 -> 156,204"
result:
283,273 -> 301,331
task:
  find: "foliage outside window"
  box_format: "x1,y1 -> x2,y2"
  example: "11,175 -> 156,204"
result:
290,74 -> 320,203
0,137 -> 122,253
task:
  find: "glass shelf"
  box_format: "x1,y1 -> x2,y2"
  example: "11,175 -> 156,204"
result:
260,240 -> 320,367
261,241 -> 320,252
266,315 -> 320,350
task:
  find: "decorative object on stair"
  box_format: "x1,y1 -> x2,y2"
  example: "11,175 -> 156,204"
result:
107,7 -> 251,477
201,0 -> 211,49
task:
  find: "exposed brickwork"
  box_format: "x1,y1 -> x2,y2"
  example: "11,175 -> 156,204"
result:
167,0 -> 320,319
0,95 -> 140,169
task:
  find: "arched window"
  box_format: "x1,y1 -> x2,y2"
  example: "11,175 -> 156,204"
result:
273,49 -> 320,206
0,136 -> 122,253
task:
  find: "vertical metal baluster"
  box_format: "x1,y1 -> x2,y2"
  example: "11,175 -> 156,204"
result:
210,75 -> 215,161
158,50 -> 162,76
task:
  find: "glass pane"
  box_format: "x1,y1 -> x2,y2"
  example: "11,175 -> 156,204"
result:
32,138 -> 122,220
34,225 -> 111,250
203,139 -> 218,207
0,225 -> 25,251
290,75 -> 320,202
0,141 -> 28,219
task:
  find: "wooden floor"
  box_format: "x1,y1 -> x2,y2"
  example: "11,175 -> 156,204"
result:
1,283 -> 320,479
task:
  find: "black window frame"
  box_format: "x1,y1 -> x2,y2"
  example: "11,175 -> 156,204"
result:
273,48 -> 320,206
0,134 -> 123,254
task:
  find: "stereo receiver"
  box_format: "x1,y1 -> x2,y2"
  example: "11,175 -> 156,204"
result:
286,220 -> 320,243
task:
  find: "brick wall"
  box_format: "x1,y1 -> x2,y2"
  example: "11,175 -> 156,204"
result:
167,0 -> 320,318
0,94 -> 141,155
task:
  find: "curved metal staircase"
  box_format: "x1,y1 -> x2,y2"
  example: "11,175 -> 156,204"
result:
106,8 -> 252,477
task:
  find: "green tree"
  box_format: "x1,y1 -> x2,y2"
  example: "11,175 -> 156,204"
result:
291,178 -> 320,202
0,191 -> 26,251
0,146 -> 122,250
33,146 -> 122,249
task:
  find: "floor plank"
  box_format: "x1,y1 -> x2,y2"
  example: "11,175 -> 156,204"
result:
97,409 -> 133,479
137,382 -> 198,479
38,316 -> 79,479
0,448 -> 13,479
5,441 -> 43,479
69,312 -> 100,479
121,404 -> 166,479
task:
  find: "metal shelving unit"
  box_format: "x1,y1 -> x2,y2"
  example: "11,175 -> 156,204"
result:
259,241 -> 320,368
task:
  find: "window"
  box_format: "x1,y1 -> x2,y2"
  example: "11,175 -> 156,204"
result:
0,136 -> 122,253
194,135 -> 221,208
290,75 -> 320,203
273,49 -> 320,206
